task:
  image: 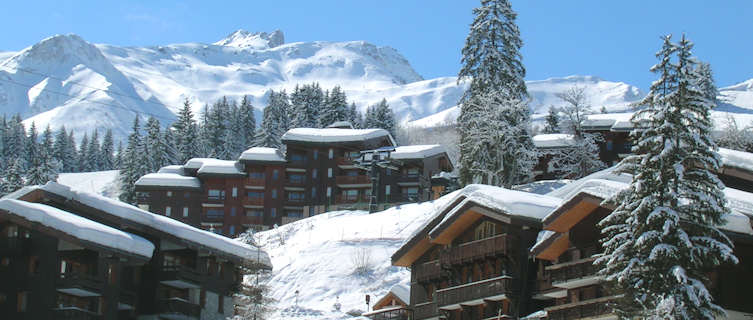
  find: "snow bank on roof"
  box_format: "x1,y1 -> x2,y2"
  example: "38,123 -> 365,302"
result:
532,134 -> 575,148
239,147 -> 285,162
390,284 -> 410,304
391,144 -> 446,160
135,173 -> 201,189
531,230 -> 557,255
583,112 -> 634,130
30,182 -> 271,267
157,165 -> 185,175
0,199 -> 154,258
282,128 -> 394,145
546,166 -> 632,200
719,148 -> 753,173
187,158 -> 244,175
326,120 -> 354,129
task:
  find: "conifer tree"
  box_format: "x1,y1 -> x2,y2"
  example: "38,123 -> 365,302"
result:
544,106 -> 560,133
254,90 -> 289,148
78,133 -> 90,172
223,102 -> 246,159
290,84 -> 322,128
27,125 -> 58,185
87,129 -> 101,171
348,103 -> 363,128
144,117 -> 164,171
67,131 -> 77,171
162,129 -> 178,166
0,158 -> 25,196
364,99 -> 396,136
598,35 -> 737,319
172,98 -> 200,164
5,115 -> 27,171
101,129 -> 115,170
238,95 -> 257,149
24,122 -> 39,171
318,86 -> 348,127
114,142 -> 124,170
53,127 -> 74,172
696,62 -> 718,103
119,117 -> 148,204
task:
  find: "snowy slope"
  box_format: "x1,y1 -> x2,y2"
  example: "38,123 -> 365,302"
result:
57,170 -> 121,199
253,197 -> 456,319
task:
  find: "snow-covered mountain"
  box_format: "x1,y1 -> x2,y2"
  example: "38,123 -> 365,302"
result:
1,30 -> 752,141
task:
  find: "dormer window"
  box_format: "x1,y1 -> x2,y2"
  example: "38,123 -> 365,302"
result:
474,221 -> 496,241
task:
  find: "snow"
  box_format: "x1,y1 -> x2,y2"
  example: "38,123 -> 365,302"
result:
0,199 -> 154,259
282,128 -> 395,145
213,30 -> 284,49
238,147 -> 285,162
185,158 -> 245,176
514,180 -> 573,195
546,166 -> 632,200
390,144 -> 446,160
157,165 -> 185,175
718,148 -> 753,173
326,121 -> 354,129
253,197 -> 457,319
388,284 -> 410,305
532,134 -> 575,149
135,173 -> 201,189
582,112 -> 635,131
57,170 -> 121,199
12,182 -> 271,268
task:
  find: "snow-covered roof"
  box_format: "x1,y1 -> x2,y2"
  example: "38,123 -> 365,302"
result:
546,166 -> 632,200
326,121 -> 354,129
532,134 -> 575,149
0,199 -> 154,259
389,284 -> 410,305
719,148 -> 753,173
581,112 -> 635,131
135,173 -> 201,189
238,147 -> 286,163
157,165 -> 185,175
11,182 -> 272,268
185,158 -> 245,176
281,128 -> 396,145
390,144 -> 447,160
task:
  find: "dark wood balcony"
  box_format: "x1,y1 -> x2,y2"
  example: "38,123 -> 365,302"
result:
160,265 -> 203,288
547,256 -> 600,288
546,295 -> 619,320
286,177 -> 306,186
53,307 -> 102,320
388,193 -> 421,203
0,237 -> 30,255
157,298 -> 201,318
414,259 -> 442,283
412,301 -> 439,320
336,194 -> 370,204
440,234 -> 515,266
365,307 -> 412,320
203,196 -> 225,204
336,157 -> 358,168
57,271 -> 104,297
336,175 -> 371,186
119,289 -> 137,309
201,213 -> 224,222
243,197 -> 265,206
436,276 -> 514,309
245,177 -> 265,186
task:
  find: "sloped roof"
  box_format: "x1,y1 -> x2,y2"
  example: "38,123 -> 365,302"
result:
532,134 -> 576,149
135,173 -> 201,189
238,147 -> 286,163
391,145 -> 447,160
282,128 -> 396,145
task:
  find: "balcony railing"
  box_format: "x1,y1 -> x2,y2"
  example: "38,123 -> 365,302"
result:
157,298 -> 201,318
440,234 -> 514,266
546,295 -> 619,320
204,196 -> 225,203
245,177 -> 265,186
436,276 -> 514,308
365,307 -> 412,320
0,237 -> 30,255
336,157 -> 356,167
243,197 -> 265,206
53,307 -> 102,320
415,260 -> 442,283
160,265 -> 203,286
336,194 -> 370,204
201,214 -> 224,222
388,193 -> 421,203
120,289 -> 137,308
286,177 -> 306,186
57,271 -> 104,295
285,196 -> 306,203
547,256 -> 599,285
335,175 -> 371,186
412,301 -> 439,320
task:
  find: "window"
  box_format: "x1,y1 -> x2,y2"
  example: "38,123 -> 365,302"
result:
206,209 -> 223,219
311,187 -> 317,198
165,206 -> 172,216
138,204 -> 150,211
309,206 -> 315,216
404,187 -> 419,195
248,171 -> 264,179
326,187 -> 332,197
108,264 -> 116,285
288,174 -> 306,184
287,192 -> 305,202
166,191 -> 172,197
246,191 -> 264,199
208,189 -> 225,200
312,169 -> 318,179
328,148 -> 334,159
313,149 -> 318,160
183,207 -> 189,217
246,210 -> 263,217
475,221 -> 496,240
606,140 -> 614,151
385,185 -> 391,195
327,168 -> 333,178
273,170 -> 279,180
286,210 -> 303,218
230,207 -> 237,217
291,153 -> 307,162
269,208 -> 276,217
184,192 -> 190,198
17,292 -> 27,312
229,226 -> 235,236
272,189 -> 277,199
28,256 -> 39,275
232,187 -> 238,198
406,168 -> 420,177
386,168 -> 391,175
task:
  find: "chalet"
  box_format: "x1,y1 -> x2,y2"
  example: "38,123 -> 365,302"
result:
391,185 -> 561,319
363,284 -> 411,320
3,182 -> 272,320
135,126 -> 454,236
530,171 -> 753,319
531,134 -> 576,180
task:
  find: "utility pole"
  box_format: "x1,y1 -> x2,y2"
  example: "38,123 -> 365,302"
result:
355,147 -> 400,213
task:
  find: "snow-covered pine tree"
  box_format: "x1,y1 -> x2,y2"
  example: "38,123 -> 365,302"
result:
254,90 -> 290,148
67,131 -> 77,171
598,35 -> 737,319
144,117 -> 164,171
119,117 -> 149,204
223,101 -> 246,159
53,127 -> 74,172
87,129 -> 101,171
162,128 -> 178,166
457,0 -> 531,186
549,86 -> 605,179
374,99 -> 396,137
101,129 -> 115,170
27,125 -> 58,185
0,116 -> 6,171
458,92 -> 537,188
238,95 -> 257,150
77,133 -> 90,172
716,116 -> 753,153
114,142 -> 124,170
172,98 -> 201,164
5,115 -> 27,172
0,158 -> 25,196
41,125 -> 60,179
544,106 -> 560,133
348,103 -> 363,128
318,86 -> 348,127
696,62 -> 718,104
202,97 -> 231,158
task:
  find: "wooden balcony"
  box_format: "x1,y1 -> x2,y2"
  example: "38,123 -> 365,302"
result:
286,177 -> 306,186
160,265 -> 203,288
546,295 -> 619,320
243,197 -> 265,206
436,276 -> 515,309
388,193 -> 421,203
414,259 -> 442,283
57,271 -> 104,297
364,307 -> 412,320
547,256 -> 600,289
412,301 -> 439,320
336,194 -> 370,204
157,297 -> 201,318
245,177 -> 265,186
53,307 -> 102,320
0,237 -> 30,255
440,234 -> 515,266
203,196 -> 225,204
335,175 -> 371,186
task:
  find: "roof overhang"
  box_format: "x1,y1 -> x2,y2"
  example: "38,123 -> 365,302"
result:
542,193 -> 605,233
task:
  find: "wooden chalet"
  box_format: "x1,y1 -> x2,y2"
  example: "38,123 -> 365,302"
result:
363,284 -> 411,320
4,182 -> 272,320
391,185 -> 562,319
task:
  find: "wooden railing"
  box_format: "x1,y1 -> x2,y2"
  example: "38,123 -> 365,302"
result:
547,256 -> 599,285
335,194 -> 370,203
365,307 -> 412,320
546,295 -> 618,320
245,177 -> 265,186
415,260 -> 442,283
243,197 -> 265,206
53,307 -> 102,320
440,234 -> 514,266
412,301 -> 439,320
436,276 -> 514,308
336,157 -> 356,167
157,298 -> 201,318
57,271 -> 104,294
335,175 -> 371,185
161,265 -> 203,285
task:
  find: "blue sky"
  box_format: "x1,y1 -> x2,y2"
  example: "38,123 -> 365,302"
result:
1,1 -> 751,90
